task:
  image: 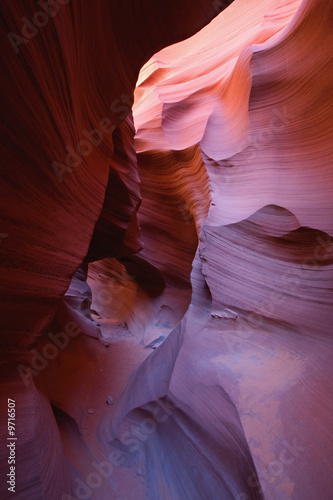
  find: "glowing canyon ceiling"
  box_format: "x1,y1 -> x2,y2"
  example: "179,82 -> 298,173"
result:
0,1 -> 332,499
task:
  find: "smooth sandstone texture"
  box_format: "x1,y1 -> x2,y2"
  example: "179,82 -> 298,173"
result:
1,0 -> 332,499
113,0 -> 333,498
0,1 -> 220,499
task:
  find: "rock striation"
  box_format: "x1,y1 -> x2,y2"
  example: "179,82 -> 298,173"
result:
1,0 -> 332,499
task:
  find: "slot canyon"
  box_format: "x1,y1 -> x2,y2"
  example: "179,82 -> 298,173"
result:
0,0 -> 333,499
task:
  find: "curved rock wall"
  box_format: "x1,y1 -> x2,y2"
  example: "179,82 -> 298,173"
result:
0,1 -> 220,498
1,0 -> 332,499
111,0 -> 333,498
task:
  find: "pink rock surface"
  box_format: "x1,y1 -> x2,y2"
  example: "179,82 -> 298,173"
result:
1,0 -> 333,499
0,1 -> 220,498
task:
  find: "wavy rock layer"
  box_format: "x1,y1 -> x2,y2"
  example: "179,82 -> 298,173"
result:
110,0 -> 333,499
0,1 -> 220,499
1,0 -> 333,499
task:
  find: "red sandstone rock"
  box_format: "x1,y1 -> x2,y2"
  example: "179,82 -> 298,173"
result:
1,0 -> 333,499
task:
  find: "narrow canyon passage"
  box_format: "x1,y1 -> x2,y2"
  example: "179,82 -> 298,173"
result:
1,1 -> 333,499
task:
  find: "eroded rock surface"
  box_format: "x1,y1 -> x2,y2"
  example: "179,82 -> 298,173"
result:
1,0 -> 332,499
